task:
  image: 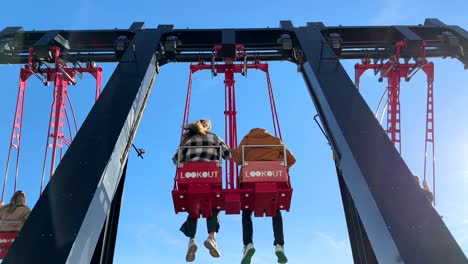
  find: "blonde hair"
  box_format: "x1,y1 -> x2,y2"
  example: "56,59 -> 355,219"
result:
5,191 -> 26,213
181,119 -> 212,144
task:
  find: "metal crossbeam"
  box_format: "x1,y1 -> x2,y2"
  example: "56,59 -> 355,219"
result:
0,20 -> 466,263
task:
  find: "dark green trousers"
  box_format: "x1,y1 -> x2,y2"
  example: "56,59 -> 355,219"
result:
180,211 -> 220,238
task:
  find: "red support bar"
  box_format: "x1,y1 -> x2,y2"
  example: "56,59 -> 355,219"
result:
354,41 -> 437,203
387,70 -> 402,153
422,62 -> 435,204
1,68 -> 32,203
189,59 -> 272,190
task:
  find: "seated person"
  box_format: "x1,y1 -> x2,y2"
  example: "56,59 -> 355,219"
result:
414,176 -> 434,205
172,119 -> 232,262
233,128 -> 296,264
0,191 -> 31,232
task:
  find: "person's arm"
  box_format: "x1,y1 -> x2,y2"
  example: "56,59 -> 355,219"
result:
220,141 -> 232,160
278,138 -> 296,169
285,147 -> 296,169
22,207 -> 31,222
172,145 -> 186,165
422,180 -> 434,204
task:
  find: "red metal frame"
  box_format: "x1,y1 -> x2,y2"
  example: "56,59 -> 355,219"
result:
0,231 -> 18,259
422,63 -> 435,204
38,47 -> 103,194
239,161 -> 292,217
1,46 -> 103,201
172,45 -> 292,218
172,162 -> 223,218
355,41 -> 436,202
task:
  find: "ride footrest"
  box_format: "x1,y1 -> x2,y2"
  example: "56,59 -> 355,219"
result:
173,183 -> 219,218
241,183 -> 293,217
223,191 -> 241,214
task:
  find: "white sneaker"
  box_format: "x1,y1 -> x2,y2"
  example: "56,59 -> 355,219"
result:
185,239 -> 197,262
241,243 -> 255,264
275,244 -> 288,263
204,236 -> 221,258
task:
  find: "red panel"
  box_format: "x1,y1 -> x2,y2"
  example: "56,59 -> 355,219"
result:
0,231 -> 18,259
253,183 -> 279,217
238,161 -> 293,217
223,190 -> 241,215
172,162 -> 223,218
240,161 -> 288,183
175,162 -> 222,187
277,188 -> 293,212
187,184 -> 212,218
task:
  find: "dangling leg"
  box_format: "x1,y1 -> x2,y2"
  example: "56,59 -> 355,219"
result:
241,210 -> 255,264
180,214 -> 198,262
272,210 -> 287,263
204,210 -> 221,258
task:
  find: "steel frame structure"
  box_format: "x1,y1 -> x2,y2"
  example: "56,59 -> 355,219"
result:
0,19 -> 466,263
355,41 -> 437,203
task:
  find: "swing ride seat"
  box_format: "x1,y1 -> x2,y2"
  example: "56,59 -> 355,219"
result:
239,160 -> 293,217
0,231 -> 18,259
172,161 -> 223,218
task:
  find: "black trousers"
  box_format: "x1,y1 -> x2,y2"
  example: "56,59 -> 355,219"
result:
242,210 -> 284,246
180,211 -> 220,238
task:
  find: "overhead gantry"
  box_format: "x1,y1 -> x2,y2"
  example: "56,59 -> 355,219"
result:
0,19 -> 467,263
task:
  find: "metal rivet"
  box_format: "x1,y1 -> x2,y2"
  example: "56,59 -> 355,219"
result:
216,194 -> 220,198
245,193 -> 249,197
181,207 -> 185,211
281,193 -> 286,197
217,206 -> 221,209
179,195 -> 184,199
279,205 -> 284,209
244,205 -> 249,209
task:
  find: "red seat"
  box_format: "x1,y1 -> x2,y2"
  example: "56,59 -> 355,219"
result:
239,161 -> 293,217
172,162 -> 223,218
0,231 -> 18,259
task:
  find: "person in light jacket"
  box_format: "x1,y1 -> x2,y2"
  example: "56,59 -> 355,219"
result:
0,191 -> 31,232
233,128 -> 296,264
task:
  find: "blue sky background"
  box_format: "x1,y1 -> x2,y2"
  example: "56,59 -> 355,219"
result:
0,1 -> 467,263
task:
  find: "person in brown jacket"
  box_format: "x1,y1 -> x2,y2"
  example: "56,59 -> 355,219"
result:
0,191 -> 31,232
233,128 -> 296,264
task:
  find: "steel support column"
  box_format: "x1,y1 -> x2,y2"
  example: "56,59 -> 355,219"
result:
294,24 -> 467,263
3,26 -> 167,263
90,161 -> 127,264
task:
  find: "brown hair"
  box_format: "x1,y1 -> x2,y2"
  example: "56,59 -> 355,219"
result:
4,191 -> 27,213
181,119 -> 212,144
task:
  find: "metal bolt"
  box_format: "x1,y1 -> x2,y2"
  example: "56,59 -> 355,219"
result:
181,207 -> 185,211
245,193 -> 249,197
279,205 -> 284,209
179,195 -> 184,199
281,193 -> 286,197
216,193 -> 221,198
217,206 -> 221,209
244,205 -> 249,209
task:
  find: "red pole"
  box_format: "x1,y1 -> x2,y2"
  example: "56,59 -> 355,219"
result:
423,62 -> 435,204
386,69 -> 402,153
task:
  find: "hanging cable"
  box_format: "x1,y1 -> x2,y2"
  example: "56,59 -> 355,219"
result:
265,64 -> 283,140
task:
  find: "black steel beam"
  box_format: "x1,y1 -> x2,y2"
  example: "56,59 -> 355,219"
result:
2,26 -> 166,263
336,163 -> 377,264
91,162 -> 127,264
0,20 -> 466,67
295,23 -> 467,263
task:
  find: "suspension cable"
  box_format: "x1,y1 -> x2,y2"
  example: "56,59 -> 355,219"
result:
265,64 -> 282,140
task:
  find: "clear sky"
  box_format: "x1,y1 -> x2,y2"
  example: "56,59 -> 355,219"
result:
0,1 -> 467,263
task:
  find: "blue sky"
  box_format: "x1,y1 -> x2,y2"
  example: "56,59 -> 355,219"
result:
0,1 -> 467,263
